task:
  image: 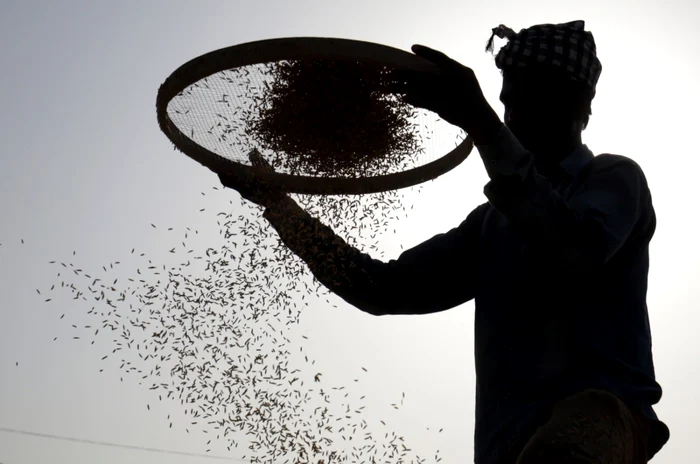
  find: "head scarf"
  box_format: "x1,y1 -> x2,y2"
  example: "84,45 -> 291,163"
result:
485,19 -> 602,93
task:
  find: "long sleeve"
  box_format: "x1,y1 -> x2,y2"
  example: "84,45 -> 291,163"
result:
475,124 -> 651,274
262,196 -> 488,316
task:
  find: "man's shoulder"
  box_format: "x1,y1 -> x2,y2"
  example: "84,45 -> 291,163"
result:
586,153 -> 649,186
590,153 -> 645,174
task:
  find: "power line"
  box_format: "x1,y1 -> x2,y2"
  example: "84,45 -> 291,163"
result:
0,425 -> 247,461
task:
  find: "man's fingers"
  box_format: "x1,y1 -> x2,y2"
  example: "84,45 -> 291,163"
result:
412,44 -> 451,65
411,44 -> 468,75
249,150 -> 275,173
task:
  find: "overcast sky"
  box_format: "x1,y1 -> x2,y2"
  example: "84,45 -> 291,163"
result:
1,1 -> 699,463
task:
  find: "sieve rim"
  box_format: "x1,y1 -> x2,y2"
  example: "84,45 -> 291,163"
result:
156,37 -> 475,195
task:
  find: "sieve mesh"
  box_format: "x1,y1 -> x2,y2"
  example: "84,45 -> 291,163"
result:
166,59 -> 467,178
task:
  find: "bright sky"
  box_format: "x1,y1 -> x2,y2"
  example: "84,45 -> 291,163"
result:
1,1 -> 698,463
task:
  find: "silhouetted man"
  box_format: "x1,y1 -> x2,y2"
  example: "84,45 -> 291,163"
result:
221,20 -> 669,464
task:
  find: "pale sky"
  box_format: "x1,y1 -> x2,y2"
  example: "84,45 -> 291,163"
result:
1,1 -> 699,463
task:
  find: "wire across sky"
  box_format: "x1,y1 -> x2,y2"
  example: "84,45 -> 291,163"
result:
0,426 -> 246,461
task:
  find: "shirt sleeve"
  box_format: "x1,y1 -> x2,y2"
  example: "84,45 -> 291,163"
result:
475,124 -> 651,273
262,196 -> 488,316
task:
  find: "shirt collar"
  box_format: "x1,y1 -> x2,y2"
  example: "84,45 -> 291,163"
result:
559,143 -> 594,177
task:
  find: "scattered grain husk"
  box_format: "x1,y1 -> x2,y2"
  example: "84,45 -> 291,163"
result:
32,184 -> 437,464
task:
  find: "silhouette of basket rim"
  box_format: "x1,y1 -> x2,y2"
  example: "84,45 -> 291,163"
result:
156,37 -> 474,195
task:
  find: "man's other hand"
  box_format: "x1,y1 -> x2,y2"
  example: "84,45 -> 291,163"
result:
218,148 -> 288,209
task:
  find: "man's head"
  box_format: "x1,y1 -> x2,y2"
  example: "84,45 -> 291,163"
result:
486,20 -> 601,162
499,64 -> 594,155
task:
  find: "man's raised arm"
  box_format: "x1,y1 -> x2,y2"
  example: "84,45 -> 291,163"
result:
263,197 -> 488,316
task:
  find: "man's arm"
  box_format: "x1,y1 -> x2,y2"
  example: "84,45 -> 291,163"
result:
263,197 -> 488,316
476,124 -> 652,274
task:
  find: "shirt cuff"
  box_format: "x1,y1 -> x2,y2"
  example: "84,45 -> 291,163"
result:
476,124 -> 533,182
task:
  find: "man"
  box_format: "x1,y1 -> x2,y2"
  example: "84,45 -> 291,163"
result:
220,20 -> 669,463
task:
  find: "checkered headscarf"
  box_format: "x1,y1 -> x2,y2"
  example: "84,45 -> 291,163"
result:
485,19 -> 602,92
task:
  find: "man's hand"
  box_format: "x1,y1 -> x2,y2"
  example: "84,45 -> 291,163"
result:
391,44 -> 502,145
218,148 -> 288,209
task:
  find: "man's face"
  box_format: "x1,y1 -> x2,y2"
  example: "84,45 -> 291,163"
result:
499,67 -> 578,152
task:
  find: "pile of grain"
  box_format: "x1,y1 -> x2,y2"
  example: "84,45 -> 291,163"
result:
244,59 -> 420,177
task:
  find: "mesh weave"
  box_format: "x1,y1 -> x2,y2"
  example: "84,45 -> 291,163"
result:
165,59 -> 466,178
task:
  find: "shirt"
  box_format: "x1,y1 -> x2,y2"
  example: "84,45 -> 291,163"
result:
262,123 -> 670,463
